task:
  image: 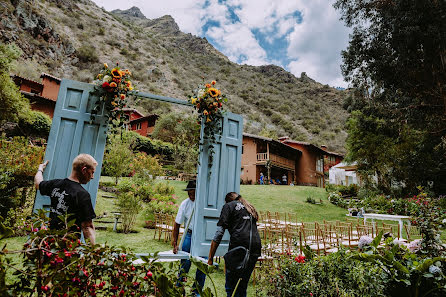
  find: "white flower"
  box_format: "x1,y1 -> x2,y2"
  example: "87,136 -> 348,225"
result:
393,238 -> 406,246
358,236 -> 373,249
198,89 -> 205,98
429,265 -> 441,275
103,75 -> 111,82
407,239 -> 421,252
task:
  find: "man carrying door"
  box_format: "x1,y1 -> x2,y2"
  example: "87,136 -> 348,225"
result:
34,154 -> 97,245
172,180 -> 206,295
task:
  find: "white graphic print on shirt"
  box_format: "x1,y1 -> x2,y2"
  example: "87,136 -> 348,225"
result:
50,188 -> 69,215
235,202 -> 245,211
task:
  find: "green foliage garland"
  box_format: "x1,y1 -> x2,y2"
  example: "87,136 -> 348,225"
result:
188,81 -> 227,170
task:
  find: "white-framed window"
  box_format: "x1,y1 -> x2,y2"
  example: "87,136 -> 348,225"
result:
135,123 -> 142,130
316,155 -> 324,172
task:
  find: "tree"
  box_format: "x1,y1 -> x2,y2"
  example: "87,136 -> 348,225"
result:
152,112 -> 200,174
0,42 -> 31,123
103,134 -> 135,184
334,0 -> 446,194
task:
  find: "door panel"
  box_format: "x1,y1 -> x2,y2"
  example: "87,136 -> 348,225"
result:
33,79 -> 108,213
191,112 -> 243,257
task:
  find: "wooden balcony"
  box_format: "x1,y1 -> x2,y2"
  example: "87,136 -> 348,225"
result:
256,153 -> 295,170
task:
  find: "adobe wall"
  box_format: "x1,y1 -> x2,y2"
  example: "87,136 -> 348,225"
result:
41,77 -> 60,101
287,143 -> 318,186
29,100 -> 55,118
241,137 -> 257,184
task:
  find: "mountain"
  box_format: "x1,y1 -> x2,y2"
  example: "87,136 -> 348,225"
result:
0,0 -> 350,153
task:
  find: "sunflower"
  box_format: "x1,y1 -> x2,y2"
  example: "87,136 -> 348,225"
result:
111,68 -> 122,78
208,88 -> 219,98
211,80 -> 216,85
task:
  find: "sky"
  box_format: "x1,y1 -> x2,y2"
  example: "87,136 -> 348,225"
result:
91,0 -> 351,88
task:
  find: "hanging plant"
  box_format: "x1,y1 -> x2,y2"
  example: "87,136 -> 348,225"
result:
90,63 -> 135,129
188,80 -> 227,170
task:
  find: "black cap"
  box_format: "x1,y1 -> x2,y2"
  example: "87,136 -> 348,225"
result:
184,180 -> 196,191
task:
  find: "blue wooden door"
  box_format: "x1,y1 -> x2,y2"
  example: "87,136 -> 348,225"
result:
191,112 -> 243,257
33,79 -> 108,213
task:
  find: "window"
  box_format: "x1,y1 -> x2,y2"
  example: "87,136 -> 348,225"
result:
135,123 -> 142,130
316,155 -> 324,172
242,144 -> 244,154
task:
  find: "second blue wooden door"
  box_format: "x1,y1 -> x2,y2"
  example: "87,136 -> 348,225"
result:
191,112 -> 243,257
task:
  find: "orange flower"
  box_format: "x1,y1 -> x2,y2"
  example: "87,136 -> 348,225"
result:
208,88 -> 218,97
104,63 -> 108,68
109,82 -> 117,88
203,110 -> 209,115
205,83 -> 212,88
111,68 -> 122,78
124,69 -> 132,76
211,80 -> 216,85
120,94 -> 126,100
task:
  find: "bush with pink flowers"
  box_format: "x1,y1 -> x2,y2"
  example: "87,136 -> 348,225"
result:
0,210 -> 215,297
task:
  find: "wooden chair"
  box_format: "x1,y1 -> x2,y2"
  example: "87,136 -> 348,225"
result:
404,225 -> 422,241
153,212 -> 162,239
336,225 -> 359,249
356,225 -> 374,239
379,223 -> 398,239
160,214 -> 174,242
301,227 -> 327,255
320,228 -> 340,253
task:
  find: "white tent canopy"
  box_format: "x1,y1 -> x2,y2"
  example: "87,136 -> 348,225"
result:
329,162 -> 359,186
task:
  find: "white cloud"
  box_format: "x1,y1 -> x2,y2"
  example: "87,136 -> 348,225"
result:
92,0 -> 207,35
91,0 -> 351,87
206,23 -> 269,66
286,1 -> 351,87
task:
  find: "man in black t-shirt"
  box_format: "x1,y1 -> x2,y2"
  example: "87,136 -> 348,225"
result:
34,154 -> 97,245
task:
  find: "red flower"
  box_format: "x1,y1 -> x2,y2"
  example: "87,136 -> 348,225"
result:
41,285 -> 49,292
146,270 -> 153,278
102,82 -> 110,88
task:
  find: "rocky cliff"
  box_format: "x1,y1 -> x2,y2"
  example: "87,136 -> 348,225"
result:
0,0 -> 350,152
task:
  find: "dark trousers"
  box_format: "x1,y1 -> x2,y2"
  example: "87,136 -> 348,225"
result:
177,231 -> 206,294
225,255 -> 258,297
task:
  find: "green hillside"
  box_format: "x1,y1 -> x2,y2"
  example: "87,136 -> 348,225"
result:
1,0 -> 350,152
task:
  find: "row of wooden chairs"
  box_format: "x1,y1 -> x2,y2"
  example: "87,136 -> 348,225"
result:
258,218 -> 422,259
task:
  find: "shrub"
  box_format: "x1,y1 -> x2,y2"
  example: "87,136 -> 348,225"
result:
18,110 -> 52,138
305,197 -> 316,204
76,45 -> 99,63
257,248 -> 386,297
131,152 -> 163,180
0,211 -> 211,296
0,136 -> 45,218
116,191 -> 141,233
153,182 -> 174,196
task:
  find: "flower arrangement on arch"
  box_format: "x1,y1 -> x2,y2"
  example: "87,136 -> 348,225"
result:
91,63 -> 135,127
188,80 -> 227,168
